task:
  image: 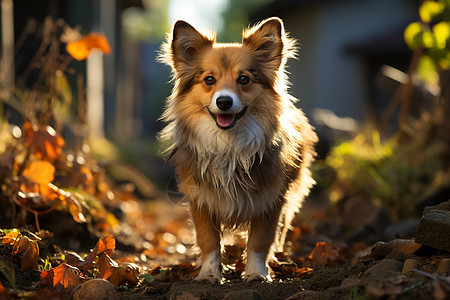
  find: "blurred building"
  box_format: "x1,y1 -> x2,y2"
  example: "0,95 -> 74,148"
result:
252,0 -> 418,123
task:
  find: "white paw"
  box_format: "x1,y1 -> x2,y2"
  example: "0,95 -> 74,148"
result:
243,251 -> 272,282
196,271 -> 222,283
195,250 -> 222,283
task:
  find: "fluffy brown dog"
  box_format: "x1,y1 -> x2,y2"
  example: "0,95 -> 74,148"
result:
159,17 -> 317,282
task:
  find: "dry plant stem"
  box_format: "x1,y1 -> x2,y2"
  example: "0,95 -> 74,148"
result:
75,74 -> 86,152
380,47 -> 422,130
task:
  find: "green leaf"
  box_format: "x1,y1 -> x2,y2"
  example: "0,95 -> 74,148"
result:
433,21 -> 450,49
438,52 -> 450,69
144,273 -> 155,283
417,55 -> 439,85
420,0 -> 445,23
404,22 -> 424,49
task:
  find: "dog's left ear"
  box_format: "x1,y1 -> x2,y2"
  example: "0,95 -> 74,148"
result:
243,17 -> 286,69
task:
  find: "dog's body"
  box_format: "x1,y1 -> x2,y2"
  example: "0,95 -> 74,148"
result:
159,17 -> 317,282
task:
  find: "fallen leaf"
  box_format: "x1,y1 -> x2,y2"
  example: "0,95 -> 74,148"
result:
83,236 -> 116,272
309,241 -> 342,266
12,235 -> 39,270
1,229 -> 21,246
23,122 -> 65,162
103,262 -> 139,286
97,253 -> 118,278
40,263 -> 85,293
66,33 -> 111,61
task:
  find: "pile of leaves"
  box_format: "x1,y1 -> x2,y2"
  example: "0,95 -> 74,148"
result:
0,229 -> 139,295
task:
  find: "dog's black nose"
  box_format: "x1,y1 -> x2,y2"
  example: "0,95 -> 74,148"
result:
216,96 -> 233,111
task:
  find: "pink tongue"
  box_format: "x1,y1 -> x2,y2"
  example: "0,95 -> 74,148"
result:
216,114 -> 236,128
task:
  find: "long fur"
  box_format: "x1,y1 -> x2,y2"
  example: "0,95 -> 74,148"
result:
158,17 -> 317,280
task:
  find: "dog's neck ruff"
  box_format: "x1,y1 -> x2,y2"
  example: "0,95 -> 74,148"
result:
166,115 -> 277,221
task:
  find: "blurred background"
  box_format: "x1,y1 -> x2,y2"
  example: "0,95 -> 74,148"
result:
1,0 -> 450,228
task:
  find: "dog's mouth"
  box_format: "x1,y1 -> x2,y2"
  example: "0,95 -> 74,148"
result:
207,107 -> 248,130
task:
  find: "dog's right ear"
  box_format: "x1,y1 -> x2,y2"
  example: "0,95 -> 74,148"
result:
161,21 -> 214,74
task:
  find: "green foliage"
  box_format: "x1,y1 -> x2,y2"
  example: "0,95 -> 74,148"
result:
219,0 -> 272,42
404,0 -> 450,71
326,122 -> 449,220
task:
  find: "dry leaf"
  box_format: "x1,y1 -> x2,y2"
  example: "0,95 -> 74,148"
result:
309,241 -> 342,266
40,263 -> 85,293
22,160 -> 55,186
83,236 -> 116,272
12,235 -> 39,270
23,122 -> 65,162
1,230 -> 21,246
66,33 -> 111,61
103,263 -> 139,286
97,253 -> 118,278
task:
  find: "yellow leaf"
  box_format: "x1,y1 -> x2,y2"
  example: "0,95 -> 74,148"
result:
404,22 -> 423,49
419,1 -> 444,23
433,21 -> 450,49
22,160 -> 55,185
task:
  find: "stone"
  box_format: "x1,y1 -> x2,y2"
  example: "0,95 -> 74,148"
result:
402,259 -> 420,273
388,239 -> 422,254
223,289 -> 262,300
363,259 -> 403,277
340,277 -> 360,287
72,279 -> 118,300
285,290 -> 320,300
370,241 -> 393,259
416,210 -> 450,252
437,258 -> 450,273
423,200 -> 450,215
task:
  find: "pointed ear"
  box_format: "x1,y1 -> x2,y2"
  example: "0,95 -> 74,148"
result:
169,21 -> 214,72
242,17 -> 285,68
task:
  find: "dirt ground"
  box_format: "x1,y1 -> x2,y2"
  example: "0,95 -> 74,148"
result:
1,190 -> 449,300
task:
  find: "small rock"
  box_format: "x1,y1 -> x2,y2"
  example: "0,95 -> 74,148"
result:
72,279 -> 118,300
402,259 -> 420,273
437,258 -> 450,273
340,277 -> 360,287
388,239 -> 422,254
285,290 -> 320,300
364,259 -> 403,277
416,210 -> 450,252
370,241 -> 394,259
425,200 -> 450,213
223,289 -> 262,300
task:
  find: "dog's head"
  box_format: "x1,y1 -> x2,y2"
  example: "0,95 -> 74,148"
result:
160,17 -> 296,137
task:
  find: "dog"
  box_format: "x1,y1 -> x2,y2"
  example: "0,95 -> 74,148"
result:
158,17 -> 317,282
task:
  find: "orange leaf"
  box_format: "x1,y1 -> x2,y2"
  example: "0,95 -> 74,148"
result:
12,235 -> 39,271
1,230 -> 21,246
22,160 -> 55,186
23,122 -> 65,162
0,282 -> 10,298
102,263 -> 139,286
40,263 -> 84,293
66,33 -> 111,61
97,253 -> 118,278
309,241 -> 341,266
83,235 -> 116,271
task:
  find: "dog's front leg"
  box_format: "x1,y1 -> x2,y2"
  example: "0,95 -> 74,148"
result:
244,204 -> 282,281
190,202 -> 222,283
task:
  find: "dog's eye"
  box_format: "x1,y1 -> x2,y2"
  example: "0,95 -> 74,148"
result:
204,76 -> 216,86
237,75 -> 250,85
